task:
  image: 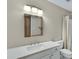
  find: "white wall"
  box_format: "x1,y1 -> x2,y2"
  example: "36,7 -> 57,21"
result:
7,0 -> 71,48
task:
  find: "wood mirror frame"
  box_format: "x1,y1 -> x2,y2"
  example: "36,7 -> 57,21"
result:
24,14 -> 43,37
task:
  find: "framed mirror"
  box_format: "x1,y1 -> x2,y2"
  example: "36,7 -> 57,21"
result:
24,14 -> 43,37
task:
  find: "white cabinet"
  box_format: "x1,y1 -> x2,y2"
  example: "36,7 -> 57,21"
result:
20,53 -> 40,59
51,54 -> 58,59
19,47 -> 60,59
40,54 -> 50,59
51,52 -> 60,59
50,48 -> 60,59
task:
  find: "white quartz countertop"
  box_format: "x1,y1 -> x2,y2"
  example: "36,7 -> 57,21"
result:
7,41 -> 60,59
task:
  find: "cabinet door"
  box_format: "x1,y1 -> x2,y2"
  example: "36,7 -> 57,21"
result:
20,54 -> 40,59
51,52 -> 60,59
40,54 -> 50,59
51,55 -> 58,59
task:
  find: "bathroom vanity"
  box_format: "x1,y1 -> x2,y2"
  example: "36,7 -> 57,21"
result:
20,47 -> 60,59
8,41 -> 61,59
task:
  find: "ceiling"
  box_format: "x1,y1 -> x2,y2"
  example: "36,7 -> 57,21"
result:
48,0 -> 72,12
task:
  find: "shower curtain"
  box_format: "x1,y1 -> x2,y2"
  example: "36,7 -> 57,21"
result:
62,15 -> 72,51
